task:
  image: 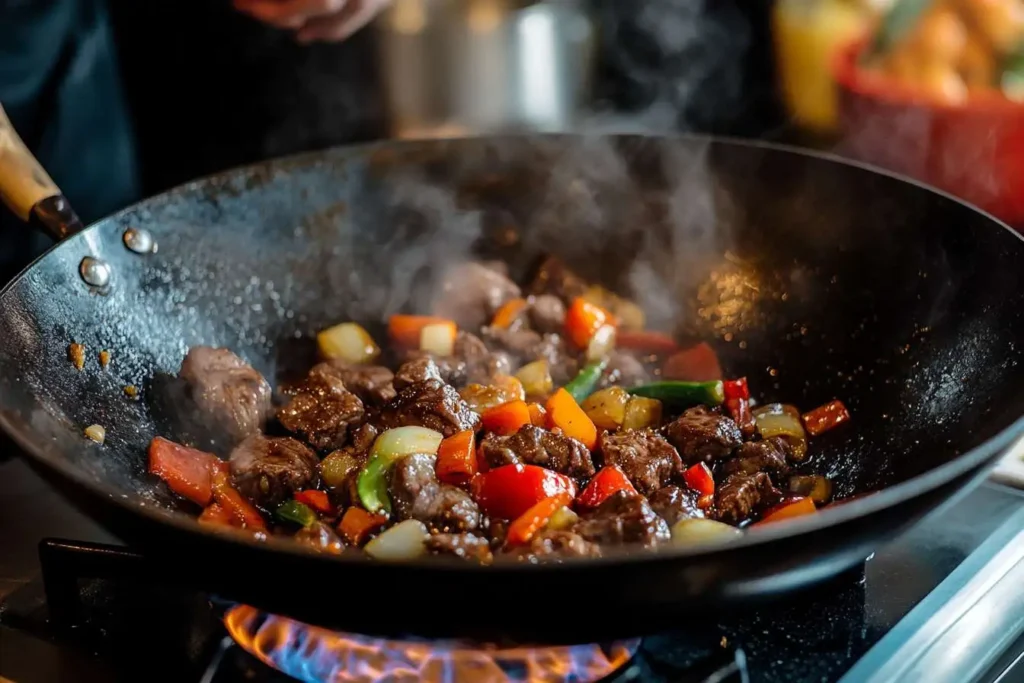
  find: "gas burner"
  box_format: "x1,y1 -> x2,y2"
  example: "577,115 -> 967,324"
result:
223,604 -> 640,683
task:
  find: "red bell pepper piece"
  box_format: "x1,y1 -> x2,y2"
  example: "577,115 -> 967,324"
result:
615,330 -> 679,354
726,397 -> 755,436
576,465 -> 637,509
565,297 -> 615,349
481,400 -> 532,436
697,493 -> 715,510
683,462 -> 715,496
506,492 -> 573,546
435,430 -> 478,486
723,377 -> 749,401
756,497 -> 816,525
662,342 -> 722,381
802,400 -> 851,436
295,490 -> 334,515
338,507 -> 388,546
472,464 -> 577,520
387,315 -> 456,347
198,503 -> 233,527
148,437 -> 227,507
211,470 -> 267,531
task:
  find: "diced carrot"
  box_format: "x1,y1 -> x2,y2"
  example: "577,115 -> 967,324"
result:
683,462 -> 715,496
198,503 -> 233,527
481,400 -> 532,436
565,297 -> 615,349
295,490 -> 334,515
527,402 -> 547,427
576,465 -> 636,509
436,430 -> 478,486
615,330 -> 679,354
505,492 -> 573,546
148,437 -> 226,507
387,315 -> 457,347
802,400 -> 851,436
491,298 -> 528,329
211,470 -> 267,531
662,342 -> 722,381
697,493 -> 715,510
545,388 -> 597,449
756,497 -> 816,525
338,507 -> 388,546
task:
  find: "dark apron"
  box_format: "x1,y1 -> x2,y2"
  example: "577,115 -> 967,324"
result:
0,0 -> 140,283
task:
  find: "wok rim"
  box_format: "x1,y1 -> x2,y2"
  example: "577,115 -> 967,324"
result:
2,132 -> 1023,573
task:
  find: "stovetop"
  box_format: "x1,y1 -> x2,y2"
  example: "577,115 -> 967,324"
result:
1,449 -> 1022,683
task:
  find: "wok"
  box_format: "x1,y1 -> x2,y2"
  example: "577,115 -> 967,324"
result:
2,108 -> 1024,643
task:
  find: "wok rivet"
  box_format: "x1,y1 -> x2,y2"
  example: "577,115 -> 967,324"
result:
123,227 -> 156,254
79,257 -> 111,288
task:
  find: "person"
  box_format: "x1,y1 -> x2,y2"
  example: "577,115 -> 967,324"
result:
0,0 -> 391,283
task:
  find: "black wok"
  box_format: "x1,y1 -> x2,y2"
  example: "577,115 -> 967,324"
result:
1,112 -> 1024,643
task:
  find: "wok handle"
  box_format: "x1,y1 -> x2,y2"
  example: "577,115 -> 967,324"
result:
0,103 -> 83,240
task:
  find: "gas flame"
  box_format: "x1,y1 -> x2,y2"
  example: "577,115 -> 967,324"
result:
224,604 -> 639,683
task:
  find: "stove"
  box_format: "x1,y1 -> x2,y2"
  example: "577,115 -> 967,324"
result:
1,446 -> 1022,683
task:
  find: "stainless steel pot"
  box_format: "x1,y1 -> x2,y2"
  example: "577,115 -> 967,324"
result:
377,0 -> 596,137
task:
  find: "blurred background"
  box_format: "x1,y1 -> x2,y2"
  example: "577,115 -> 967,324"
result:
2,0 -> 1023,282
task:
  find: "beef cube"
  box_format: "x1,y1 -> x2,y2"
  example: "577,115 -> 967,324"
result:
575,491 -> 670,548
453,331 -> 512,385
310,361 -> 396,407
393,357 -> 443,392
528,256 -> 588,302
277,372 -> 365,452
178,346 -> 272,443
480,424 -> 595,480
598,429 -> 682,496
388,454 -> 481,533
598,351 -> 650,389
230,435 -> 319,509
665,406 -> 743,465
432,262 -> 522,329
715,472 -> 781,525
481,327 -> 578,384
426,533 -> 494,564
374,379 -> 480,437
648,485 -> 704,525
526,294 -> 566,334
720,438 -> 791,478
507,530 -> 602,563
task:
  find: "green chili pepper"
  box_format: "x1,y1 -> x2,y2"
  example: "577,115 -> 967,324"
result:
1001,45 -> 1024,102
628,380 -> 724,408
869,0 -> 931,58
563,360 -> 608,403
276,499 -> 317,528
357,452 -> 401,515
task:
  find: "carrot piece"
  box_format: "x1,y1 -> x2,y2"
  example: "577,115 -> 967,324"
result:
436,430 -> 478,486
527,402 -> 547,427
506,492 -> 573,546
295,490 -> 334,515
387,315 -> 457,347
544,388 -> 597,449
615,330 -> 679,354
697,493 -> 715,510
481,400 -> 532,436
198,503 -> 233,527
338,507 -> 388,546
211,470 -> 267,531
565,297 -> 615,349
662,342 -> 722,381
802,400 -> 851,436
491,298 -> 528,329
683,462 -> 715,496
756,497 -> 817,525
148,437 -> 225,507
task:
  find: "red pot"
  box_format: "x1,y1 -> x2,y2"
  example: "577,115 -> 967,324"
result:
833,40 -> 1024,227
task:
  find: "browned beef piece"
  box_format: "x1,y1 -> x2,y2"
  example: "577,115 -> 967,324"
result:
508,530 -> 602,563
388,454 -> 481,533
715,472 -> 781,525
310,361 -> 396,407
294,522 -> 344,554
393,357 -> 443,392
277,372 -> 365,452
575,491 -> 670,548
432,262 -> 522,329
528,256 -> 588,302
720,438 -> 791,478
648,485 -> 704,525
374,379 -> 480,437
400,350 -> 469,388
598,351 -> 650,389
527,294 -> 566,334
453,331 -> 512,384
481,327 -> 578,384
179,346 -> 272,442
230,435 -> 319,509
479,424 -> 595,480
665,406 -> 743,465
598,429 -> 682,495
426,534 -> 494,563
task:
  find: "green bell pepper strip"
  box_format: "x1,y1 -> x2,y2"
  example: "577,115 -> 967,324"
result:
563,360 -> 608,403
276,499 -> 317,528
628,380 -> 725,408
357,452 -> 404,515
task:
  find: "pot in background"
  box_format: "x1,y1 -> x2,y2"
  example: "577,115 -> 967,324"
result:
376,0 -> 596,138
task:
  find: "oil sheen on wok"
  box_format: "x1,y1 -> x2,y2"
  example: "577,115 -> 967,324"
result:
143,257 -> 851,563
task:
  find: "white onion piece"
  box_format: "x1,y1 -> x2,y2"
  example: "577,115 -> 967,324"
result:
586,324 -> 617,362
317,322 -> 380,363
371,426 -> 444,460
365,520 -> 429,561
670,519 -> 742,546
419,323 -> 456,356
84,424 -> 106,444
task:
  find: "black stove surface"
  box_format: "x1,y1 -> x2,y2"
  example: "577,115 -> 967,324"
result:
1,452 -> 1022,683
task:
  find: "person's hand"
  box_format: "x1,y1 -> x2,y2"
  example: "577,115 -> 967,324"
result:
234,0 -> 391,43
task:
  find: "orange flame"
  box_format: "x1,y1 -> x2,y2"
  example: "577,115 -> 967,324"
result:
224,604 -> 638,683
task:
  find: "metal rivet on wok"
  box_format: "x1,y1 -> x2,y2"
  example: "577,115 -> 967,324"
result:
123,227 -> 156,254
79,257 -> 111,288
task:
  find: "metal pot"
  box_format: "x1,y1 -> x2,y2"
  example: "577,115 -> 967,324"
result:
376,0 -> 596,137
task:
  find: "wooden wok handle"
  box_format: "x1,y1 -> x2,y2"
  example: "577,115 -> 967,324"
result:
0,103 -> 83,240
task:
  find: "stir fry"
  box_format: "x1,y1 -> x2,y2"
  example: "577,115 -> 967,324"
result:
146,258 -> 851,563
